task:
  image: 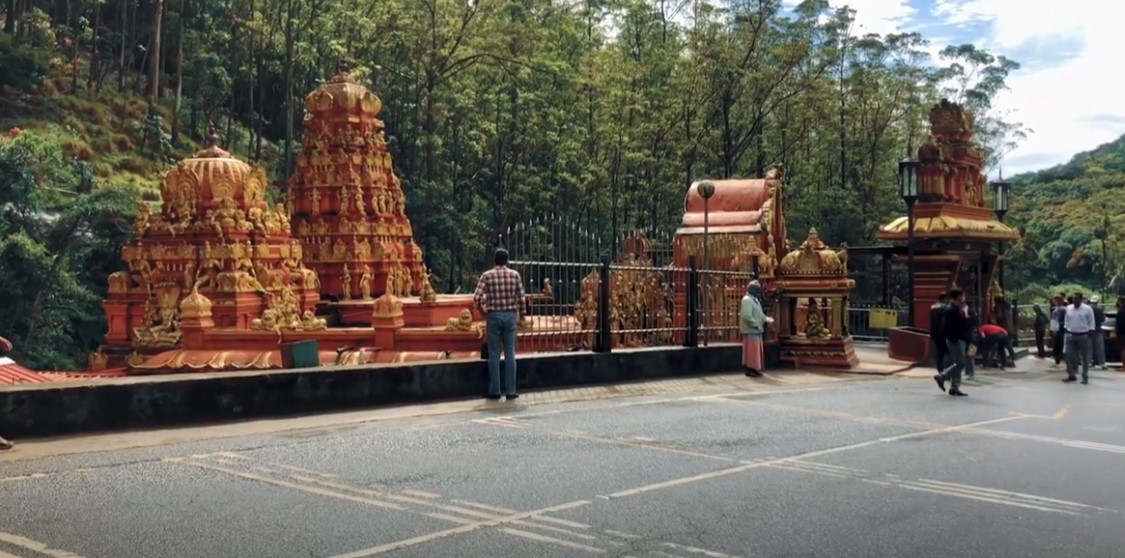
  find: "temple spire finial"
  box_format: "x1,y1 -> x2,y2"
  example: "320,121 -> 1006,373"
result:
205,121 -> 220,149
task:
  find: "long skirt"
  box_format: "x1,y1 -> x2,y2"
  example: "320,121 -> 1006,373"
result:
742,334 -> 764,371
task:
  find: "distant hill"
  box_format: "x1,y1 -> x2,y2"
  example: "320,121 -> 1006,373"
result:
1006,134 -> 1125,297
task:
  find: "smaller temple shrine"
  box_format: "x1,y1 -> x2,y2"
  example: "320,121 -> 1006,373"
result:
288,61 -> 428,325
101,129 -> 323,368
672,168 -> 788,346
775,228 -> 858,368
876,100 -> 1019,334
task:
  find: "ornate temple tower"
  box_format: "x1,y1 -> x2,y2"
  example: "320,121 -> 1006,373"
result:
101,131 -> 321,361
876,100 -> 1019,330
289,62 -> 426,305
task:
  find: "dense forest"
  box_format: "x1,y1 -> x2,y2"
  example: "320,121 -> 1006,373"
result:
0,0 -> 1102,370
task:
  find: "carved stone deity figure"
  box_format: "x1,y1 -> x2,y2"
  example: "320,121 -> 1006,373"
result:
134,201 -> 152,237
341,264 -> 353,300
359,266 -> 373,300
307,188 -> 322,215
804,298 -> 828,338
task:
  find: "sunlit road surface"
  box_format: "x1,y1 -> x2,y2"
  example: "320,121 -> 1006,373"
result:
3,362 -> 1125,558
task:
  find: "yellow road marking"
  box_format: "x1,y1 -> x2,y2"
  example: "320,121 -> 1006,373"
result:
327,500 -> 592,558
1055,404 -> 1072,419
0,550 -> 21,558
499,528 -> 607,553
0,533 -> 85,558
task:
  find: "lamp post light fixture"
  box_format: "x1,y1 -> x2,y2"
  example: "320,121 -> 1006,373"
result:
991,174 -> 1011,294
898,159 -> 920,328
698,180 -> 716,346
1096,214 -> 1110,297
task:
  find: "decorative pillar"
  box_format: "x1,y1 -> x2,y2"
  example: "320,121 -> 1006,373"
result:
371,293 -> 404,348
179,289 -> 214,350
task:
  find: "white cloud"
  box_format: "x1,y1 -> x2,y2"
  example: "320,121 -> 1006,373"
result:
933,0 -> 1124,175
839,0 -> 1123,175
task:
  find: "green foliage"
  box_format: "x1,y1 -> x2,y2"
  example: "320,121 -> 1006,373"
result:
0,132 -> 138,370
1006,135 -> 1125,297
0,34 -> 49,90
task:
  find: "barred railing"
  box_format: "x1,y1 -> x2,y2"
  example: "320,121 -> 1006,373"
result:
507,256 -> 753,353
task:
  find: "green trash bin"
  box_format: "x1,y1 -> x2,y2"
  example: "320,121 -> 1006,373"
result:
281,339 -> 320,369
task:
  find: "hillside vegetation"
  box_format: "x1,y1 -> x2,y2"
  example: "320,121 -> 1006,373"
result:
1006,135 -> 1125,301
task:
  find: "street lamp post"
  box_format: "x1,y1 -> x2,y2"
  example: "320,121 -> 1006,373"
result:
698,180 -> 716,346
1096,215 -> 1110,297
990,175 -> 1010,292
898,159 -> 920,328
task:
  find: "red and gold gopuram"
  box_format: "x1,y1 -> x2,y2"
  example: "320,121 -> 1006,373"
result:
288,62 -> 430,325
876,100 -> 1019,361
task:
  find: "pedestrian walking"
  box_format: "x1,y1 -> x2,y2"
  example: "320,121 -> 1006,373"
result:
739,281 -> 773,377
963,304 -> 980,379
1090,296 -> 1107,370
0,335 -> 14,450
933,289 -> 971,397
473,248 -> 526,401
1062,293 -> 1095,385
929,293 -> 950,374
980,322 -> 1016,368
1032,305 -> 1048,359
1050,294 -> 1067,367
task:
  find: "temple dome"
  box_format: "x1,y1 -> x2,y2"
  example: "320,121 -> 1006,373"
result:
159,128 -> 268,220
304,62 -> 383,120
179,287 -> 213,319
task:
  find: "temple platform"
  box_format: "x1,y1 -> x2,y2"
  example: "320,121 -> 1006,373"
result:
324,294 -> 477,327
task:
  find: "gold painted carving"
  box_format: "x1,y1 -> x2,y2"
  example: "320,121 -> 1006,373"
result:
420,265 -> 437,303
179,285 -> 213,319
341,264 -> 353,300
372,292 -> 403,318
778,228 -> 844,277
359,265 -> 373,300
445,309 -> 474,331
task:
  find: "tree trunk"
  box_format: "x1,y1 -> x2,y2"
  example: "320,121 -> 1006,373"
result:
118,0 -> 127,94
282,0 -> 295,178
87,0 -> 101,93
3,0 -> 16,35
147,0 -> 165,101
170,0 -> 185,144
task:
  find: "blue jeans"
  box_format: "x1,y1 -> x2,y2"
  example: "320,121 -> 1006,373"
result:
486,311 -> 518,396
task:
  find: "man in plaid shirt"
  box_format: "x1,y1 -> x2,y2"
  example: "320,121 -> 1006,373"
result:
474,248 -> 526,400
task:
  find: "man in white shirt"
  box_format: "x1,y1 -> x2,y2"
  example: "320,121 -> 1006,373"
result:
1063,293 -> 1096,385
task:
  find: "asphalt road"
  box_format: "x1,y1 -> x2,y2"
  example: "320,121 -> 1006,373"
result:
3,362 -> 1125,558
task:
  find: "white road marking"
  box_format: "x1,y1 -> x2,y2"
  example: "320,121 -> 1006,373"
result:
327,500 -> 592,558
608,415 -> 1027,499
0,533 -> 85,558
661,542 -> 745,558
499,528 -> 607,553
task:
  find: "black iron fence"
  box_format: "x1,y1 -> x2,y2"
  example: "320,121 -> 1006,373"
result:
507,255 -> 753,353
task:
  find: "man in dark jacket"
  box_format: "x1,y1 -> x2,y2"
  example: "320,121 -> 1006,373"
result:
934,289 -> 971,396
929,293 -> 950,373
1032,305 -> 1048,359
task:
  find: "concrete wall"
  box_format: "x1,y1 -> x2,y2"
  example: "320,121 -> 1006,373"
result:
0,345 -> 740,439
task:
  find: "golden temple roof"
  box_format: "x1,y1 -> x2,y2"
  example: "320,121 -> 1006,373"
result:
877,215 -> 1020,241
159,127 -> 268,218
304,60 -> 383,118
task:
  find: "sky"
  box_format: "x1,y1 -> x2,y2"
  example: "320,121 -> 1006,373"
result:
805,0 -> 1122,176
